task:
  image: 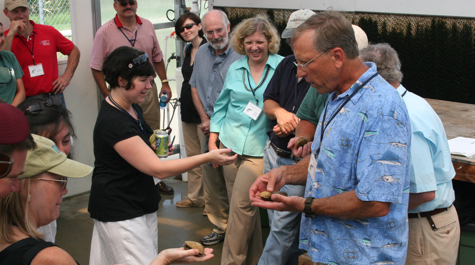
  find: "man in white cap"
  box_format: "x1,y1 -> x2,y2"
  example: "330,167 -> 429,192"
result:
259,9 -> 328,265
288,24 -> 370,158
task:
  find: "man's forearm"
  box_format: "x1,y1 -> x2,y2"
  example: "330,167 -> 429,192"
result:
2,33 -> 14,51
91,69 -> 110,97
263,99 -> 284,120
409,191 -> 435,210
191,87 -> 209,122
282,155 -> 311,185
310,190 -> 391,220
64,46 -> 80,77
154,60 -> 168,81
295,119 -> 317,141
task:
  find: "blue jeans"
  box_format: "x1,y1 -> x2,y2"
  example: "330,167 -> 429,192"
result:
259,140 -> 305,265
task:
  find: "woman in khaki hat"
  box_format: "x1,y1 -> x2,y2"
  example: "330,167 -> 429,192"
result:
0,134 -> 92,264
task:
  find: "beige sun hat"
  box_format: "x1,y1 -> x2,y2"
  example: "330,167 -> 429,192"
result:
4,0 -> 29,10
19,134 -> 93,179
282,9 -> 316,39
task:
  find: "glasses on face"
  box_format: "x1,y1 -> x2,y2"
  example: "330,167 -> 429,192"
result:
0,153 -> 14,179
204,28 -> 224,38
128,53 -> 149,69
179,23 -> 198,33
294,51 -> 325,71
38,176 -> 68,189
25,97 -> 62,115
117,0 -> 136,7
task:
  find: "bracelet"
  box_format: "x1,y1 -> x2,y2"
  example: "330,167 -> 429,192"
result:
161,79 -> 169,84
304,196 -> 317,218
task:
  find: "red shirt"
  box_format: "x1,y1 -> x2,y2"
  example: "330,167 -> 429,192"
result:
5,20 -> 74,96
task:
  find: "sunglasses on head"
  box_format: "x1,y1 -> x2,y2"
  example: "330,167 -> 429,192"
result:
25,97 -> 63,115
0,153 -> 14,179
117,0 -> 136,7
128,53 -> 149,68
179,23 -> 198,33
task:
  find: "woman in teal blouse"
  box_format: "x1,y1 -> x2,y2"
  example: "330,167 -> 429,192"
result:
209,15 -> 283,264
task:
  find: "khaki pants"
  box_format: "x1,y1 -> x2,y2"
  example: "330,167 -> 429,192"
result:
406,205 -> 460,265
202,161 -> 232,234
221,151 -> 264,265
139,81 -> 160,130
182,122 -> 205,204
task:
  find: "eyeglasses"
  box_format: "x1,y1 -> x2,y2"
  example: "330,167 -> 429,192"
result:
294,51 -> 325,70
117,0 -> 136,7
0,154 -> 14,179
204,28 -> 224,38
38,176 -> 68,189
128,53 -> 149,69
25,97 -> 62,115
179,23 -> 198,33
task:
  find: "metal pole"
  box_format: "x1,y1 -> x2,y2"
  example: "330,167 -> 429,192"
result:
39,0 -> 45,24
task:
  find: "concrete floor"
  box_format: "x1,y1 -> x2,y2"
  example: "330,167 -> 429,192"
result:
56,177 -> 269,265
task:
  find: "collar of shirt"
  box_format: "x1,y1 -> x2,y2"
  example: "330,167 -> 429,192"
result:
235,53 -> 281,72
113,14 -> 143,28
328,62 -> 378,105
396,84 -> 407,96
206,42 -> 233,57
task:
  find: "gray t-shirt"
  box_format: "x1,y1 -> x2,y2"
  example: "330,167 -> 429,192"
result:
189,43 -> 243,117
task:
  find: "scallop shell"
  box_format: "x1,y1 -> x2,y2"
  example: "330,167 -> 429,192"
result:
183,241 -> 204,256
259,191 -> 273,201
295,137 -> 309,149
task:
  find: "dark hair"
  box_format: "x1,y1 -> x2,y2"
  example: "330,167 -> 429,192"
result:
175,12 -> 203,42
102,46 -> 155,90
17,95 -> 76,142
0,134 -> 36,155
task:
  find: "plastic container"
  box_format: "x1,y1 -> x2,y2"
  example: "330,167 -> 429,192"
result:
159,91 -> 167,110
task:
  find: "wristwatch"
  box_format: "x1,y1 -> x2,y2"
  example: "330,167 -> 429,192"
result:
304,197 -> 317,218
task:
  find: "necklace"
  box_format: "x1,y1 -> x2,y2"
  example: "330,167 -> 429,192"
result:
242,64 -> 270,92
108,95 -> 144,133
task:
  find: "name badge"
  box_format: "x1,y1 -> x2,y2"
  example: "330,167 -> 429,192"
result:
308,153 -> 318,182
28,63 -> 44,77
244,101 -> 262,121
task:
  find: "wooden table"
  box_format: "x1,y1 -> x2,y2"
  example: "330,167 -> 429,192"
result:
425,98 -> 475,183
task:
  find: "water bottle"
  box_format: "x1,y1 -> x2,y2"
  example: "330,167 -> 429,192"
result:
159,91 -> 167,110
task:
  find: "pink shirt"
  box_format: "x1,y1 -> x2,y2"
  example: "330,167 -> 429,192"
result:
90,15 -> 163,77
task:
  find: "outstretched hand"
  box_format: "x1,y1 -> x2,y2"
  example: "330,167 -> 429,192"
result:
151,247 -> 214,265
251,193 -> 306,213
288,137 -> 312,158
208,148 -> 237,166
249,168 -> 286,202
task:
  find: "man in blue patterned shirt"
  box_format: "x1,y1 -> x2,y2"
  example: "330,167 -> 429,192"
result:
250,12 -> 412,264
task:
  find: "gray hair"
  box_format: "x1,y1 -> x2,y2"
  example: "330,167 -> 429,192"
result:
292,11 -> 358,59
359,43 -> 403,84
202,9 -> 230,32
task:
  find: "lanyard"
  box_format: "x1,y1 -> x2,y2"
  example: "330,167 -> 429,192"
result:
108,95 -> 145,134
114,20 -> 138,47
18,34 -> 36,65
316,73 -> 378,155
243,64 -> 270,105
292,78 -> 305,112
401,89 -> 407,98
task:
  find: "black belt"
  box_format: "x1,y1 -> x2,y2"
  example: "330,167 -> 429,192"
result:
270,142 -> 296,160
408,204 -> 453,231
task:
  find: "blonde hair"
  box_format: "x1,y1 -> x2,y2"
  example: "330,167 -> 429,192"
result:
231,14 -> 281,55
0,178 -> 43,244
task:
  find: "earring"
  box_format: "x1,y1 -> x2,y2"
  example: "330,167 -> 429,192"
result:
28,194 -> 31,202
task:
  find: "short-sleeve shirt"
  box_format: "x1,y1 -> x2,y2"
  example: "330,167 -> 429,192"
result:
88,100 -> 159,222
296,86 -> 328,126
90,15 -> 163,77
396,85 -> 456,213
5,21 -> 74,96
210,54 -> 283,156
300,63 -> 411,264
0,51 -> 24,104
263,55 -> 315,151
189,43 -> 243,118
